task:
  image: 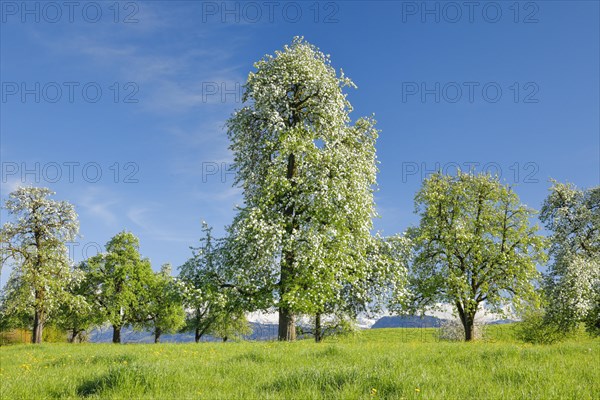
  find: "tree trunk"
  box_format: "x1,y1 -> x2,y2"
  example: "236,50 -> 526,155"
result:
112,325 -> 122,344
315,313 -> 322,343
195,327 -> 201,343
69,329 -> 78,343
278,151 -> 298,342
154,328 -> 161,344
222,336 -> 228,342
32,308 -> 44,344
463,314 -> 475,341
456,302 -> 476,342
278,255 -> 296,341
278,307 -> 296,341
278,237 -> 297,341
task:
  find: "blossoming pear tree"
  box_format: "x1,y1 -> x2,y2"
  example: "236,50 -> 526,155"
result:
405,172 -> 547,341
0,187 -> 79,343
225,37 -> 394,341
540,181 -> 600,335
179,222 -> 245,343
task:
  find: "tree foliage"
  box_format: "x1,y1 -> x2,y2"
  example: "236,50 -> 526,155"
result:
405,172 -> 547,340
136,263 -> 185,343
225,37 -> 382,340
209,310 -> 252,342
540,181 -> 600,335
81,231 -> 154,343
54,264 -> 102,343
0,187 -> 79,343
179,222 -> 243,342
313,234 -> 410,341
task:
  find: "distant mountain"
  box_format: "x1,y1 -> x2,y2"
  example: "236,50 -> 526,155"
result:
371,315 -> 516,328
86,317 -> 515,343
371,315 -> 444,329
487,319 -> 517,325
88,322 -> 282,343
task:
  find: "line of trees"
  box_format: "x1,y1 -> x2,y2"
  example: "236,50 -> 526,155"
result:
1,176 -> 596,344
0,196 -> 252,344
1,38 -> 598,344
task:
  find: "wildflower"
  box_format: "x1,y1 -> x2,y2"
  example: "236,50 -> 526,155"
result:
415,388 -> 421,393
370,388 -> 377,397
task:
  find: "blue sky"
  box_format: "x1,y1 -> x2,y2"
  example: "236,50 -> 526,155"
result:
1,1 -> 598,286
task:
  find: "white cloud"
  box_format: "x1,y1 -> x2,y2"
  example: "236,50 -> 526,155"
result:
75,187 -> 119,226
31,22 -> 245,115
126,204 -> 195,243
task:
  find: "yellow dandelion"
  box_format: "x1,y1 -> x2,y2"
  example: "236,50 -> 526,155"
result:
415,387 -> 421,393
370,388 -> 378,396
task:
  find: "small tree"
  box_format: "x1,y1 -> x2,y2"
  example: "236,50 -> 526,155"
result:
514,306 -> 567,344
209,310 -> 252,342
82,231 -> 154,343
312,234 -> 410,342
540,181 -> 600,334
405,172 -> 547,341
179,222 -> 237,342
54,265 -> 102,343
0,187 -> 79,343
137,263 -> 185,343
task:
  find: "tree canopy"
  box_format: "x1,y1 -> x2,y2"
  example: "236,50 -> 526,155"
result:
81,231 -> 154,343
225,37 -> 382,340
540,181 -> 600,335
404,172 -> 547,340
0,187 -> 79,343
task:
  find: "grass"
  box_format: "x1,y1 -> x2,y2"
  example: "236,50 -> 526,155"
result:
0,326 -> 598,399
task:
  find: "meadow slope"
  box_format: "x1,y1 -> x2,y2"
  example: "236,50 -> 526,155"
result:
1,327 -> 598,399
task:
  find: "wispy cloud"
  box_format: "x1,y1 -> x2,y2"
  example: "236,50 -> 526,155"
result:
75,187 -> 119,226
30,14 -> 246,115
127,204 -> 195,243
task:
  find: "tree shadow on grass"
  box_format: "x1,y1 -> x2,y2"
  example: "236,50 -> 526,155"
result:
266,367 -> 360,393
76,364 -> 159,397
264,366 -> 407,398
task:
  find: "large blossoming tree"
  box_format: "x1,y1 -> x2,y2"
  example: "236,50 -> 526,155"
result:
540,181 -> 600,335
225,37 -> 390,341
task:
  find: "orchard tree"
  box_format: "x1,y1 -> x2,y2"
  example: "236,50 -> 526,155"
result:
179,222 -> 240,342
313,234 -> 410,342
405,172 -> 547,341
226,37 -> 380,341
540,181 -> 600,334
209,310 -> 252,342
136,263 -> 185,343
82,231 -> 153,343
55,265 -> 102,343
0,187 -> 79,343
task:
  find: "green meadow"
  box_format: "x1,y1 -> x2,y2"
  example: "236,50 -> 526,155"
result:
1,326 -> 598,399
